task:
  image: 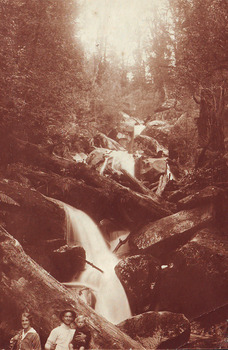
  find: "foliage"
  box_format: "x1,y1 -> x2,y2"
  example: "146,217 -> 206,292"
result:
0,0 -> 88,145
169,0 -> 228,92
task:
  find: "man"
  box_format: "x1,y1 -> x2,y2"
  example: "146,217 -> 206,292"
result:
45,310 -> 76,350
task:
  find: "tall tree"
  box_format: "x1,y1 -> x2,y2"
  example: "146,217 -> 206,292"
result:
169,0 -> 228,152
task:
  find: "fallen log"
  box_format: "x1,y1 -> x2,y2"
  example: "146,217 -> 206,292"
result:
121,169 -> 152,196
5,162 -> 173,228
177,185 -> 225,210
0,179 -> 65,243
0,227 -> 144,349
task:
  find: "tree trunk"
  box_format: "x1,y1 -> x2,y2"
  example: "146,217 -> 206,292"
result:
0,227 -> 144,349
197,87 -> 225,152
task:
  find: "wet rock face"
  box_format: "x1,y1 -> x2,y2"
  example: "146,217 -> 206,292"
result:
115,255 -> 160,314
51,245 -> 86,282
154,229 -> 228,319
118,311 -> 190,349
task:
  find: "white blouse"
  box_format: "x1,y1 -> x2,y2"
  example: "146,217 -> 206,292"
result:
45,323 -> 75,350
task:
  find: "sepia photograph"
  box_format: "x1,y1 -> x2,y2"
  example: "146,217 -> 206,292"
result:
0,0 -> 227,349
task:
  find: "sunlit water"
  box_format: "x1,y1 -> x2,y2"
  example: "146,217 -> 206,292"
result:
64,204 -> 131,324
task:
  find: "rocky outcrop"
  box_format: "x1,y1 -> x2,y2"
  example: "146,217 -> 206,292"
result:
129,205 -> 214,260
154,228 -> 228,319
0,227 -> 144,349
118,311 -> 190,349
115,255 -> 160,314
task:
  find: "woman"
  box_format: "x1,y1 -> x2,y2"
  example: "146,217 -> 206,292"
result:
10,312 -> 41,350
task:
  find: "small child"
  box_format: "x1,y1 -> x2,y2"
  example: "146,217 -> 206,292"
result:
69,315 -> 91,350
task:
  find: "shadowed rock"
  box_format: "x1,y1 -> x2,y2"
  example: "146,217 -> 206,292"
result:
115,255 -> 160,314
118,311 -> 190,349
51,245 -> 86,282
154,228 -> 228,319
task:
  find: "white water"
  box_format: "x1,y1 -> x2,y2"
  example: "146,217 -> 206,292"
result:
64,204 -> 132,324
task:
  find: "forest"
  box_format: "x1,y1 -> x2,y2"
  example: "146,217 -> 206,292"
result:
0,0 -> 227,349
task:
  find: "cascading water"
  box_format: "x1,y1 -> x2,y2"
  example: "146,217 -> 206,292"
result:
64,203 -> 132,324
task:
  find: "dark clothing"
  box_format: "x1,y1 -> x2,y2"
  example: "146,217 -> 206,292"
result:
71,326 -> 91,350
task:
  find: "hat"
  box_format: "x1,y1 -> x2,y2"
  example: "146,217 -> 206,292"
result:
59,309 -> 76,321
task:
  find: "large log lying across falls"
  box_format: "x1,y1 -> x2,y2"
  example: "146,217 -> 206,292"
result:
3,137 -> 173,226
0,227 -> 144,349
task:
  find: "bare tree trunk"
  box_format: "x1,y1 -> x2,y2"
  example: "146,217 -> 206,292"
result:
197,87 -> 225,152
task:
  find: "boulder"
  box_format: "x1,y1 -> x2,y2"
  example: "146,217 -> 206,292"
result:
86,148 -> 135,177
118,311 -> 190,349
154,228 -> 228,319
129,205 -> 214,260
115,255 -> 160,314
142,121 -> 172,148
134,135 -> 168,157
72,152 -> 87,163
51,245 -> 86,282
90,132 -> 125,151
139,158 -> 167,183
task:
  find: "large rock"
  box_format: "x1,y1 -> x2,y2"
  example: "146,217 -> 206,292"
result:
118,311 -> 190,349
142,120 -> 172,148
129,205 -> 214,260
115,255 -> 160,314
90,132 -> 125,151
139,157 -> 167,183
0,227 -> 144,349
51,245 -> 86,282
86,148 -> 135,177
154,228 -> 228,319
133,135 -> 168,157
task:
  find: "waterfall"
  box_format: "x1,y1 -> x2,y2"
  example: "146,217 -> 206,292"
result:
64,204 -> 132,324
